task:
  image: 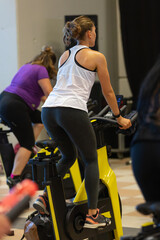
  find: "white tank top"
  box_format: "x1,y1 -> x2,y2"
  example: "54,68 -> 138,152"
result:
42,45 -> 96,112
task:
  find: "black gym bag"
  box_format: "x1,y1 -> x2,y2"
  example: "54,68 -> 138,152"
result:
21,211 -> 54,240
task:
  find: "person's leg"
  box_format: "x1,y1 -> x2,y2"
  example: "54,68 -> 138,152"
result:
11,147 -> 31,175
10,112 -> 35,179
42,107 -> 99,205
41,107 -> 77,177
7,147 -> 32,189
32,123 -> 44,140
30,109 -> 44,140
55,107 -> 99,211
33,107 -> 77,214
53,107 -> 110,227
0,92 -> 35,188
131,141 -> 160,202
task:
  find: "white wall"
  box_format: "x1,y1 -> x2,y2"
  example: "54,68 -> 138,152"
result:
0,0 -> 19,146
0,0 -> 119,92
16,0 -> 118,91
0,0 -> 18,93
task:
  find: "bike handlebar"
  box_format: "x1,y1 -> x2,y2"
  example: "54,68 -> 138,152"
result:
95,104 -> 127,118
96,105 -> 110,117
90,109 -> 138,134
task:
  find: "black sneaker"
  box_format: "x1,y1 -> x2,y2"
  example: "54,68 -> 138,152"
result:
83,209 -> 111,229
6,176 -> 21,189
33,194 -> 50,215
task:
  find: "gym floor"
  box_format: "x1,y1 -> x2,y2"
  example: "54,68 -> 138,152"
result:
0,157 -> 152,240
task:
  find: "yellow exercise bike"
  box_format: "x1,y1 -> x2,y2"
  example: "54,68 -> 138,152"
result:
29,103 -> 137,240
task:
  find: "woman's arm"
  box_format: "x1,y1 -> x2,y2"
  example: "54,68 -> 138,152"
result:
96,53 -> 120,114
96,52 -> 131,129
38,78 -> 53,97
41,96 -> 47,103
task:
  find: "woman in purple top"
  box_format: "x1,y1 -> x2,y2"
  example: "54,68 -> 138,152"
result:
0,46 -> 57,189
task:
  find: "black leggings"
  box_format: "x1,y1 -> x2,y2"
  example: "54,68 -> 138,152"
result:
0,91 -> 42,151
41,107 -> 99,209
131,141 -> 160,202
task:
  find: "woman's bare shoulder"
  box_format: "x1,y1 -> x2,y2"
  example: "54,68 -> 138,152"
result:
59,50 -> 70,66
88,49 -> 105,58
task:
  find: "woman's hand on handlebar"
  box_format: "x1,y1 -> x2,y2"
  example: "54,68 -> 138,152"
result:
116,116 -> 132,129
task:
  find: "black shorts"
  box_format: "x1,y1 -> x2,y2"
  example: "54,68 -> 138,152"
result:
0,91 -> 42,151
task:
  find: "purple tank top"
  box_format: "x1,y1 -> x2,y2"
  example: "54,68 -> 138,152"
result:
5,64 -> 49,110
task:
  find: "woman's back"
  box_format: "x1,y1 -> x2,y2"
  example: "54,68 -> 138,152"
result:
5,64 -> 49,110
43,45 -> 96,112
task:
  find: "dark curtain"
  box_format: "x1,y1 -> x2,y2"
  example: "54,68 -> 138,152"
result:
119,0 -> 160,108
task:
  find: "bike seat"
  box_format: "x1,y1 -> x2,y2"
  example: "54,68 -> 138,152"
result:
136,202 -> 154,215
35,139 -> 57,152
149,202 -> 160,219
136,202 -> 160,216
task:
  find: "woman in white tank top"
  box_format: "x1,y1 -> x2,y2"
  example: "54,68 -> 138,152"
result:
34,15 -> 131,229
